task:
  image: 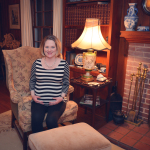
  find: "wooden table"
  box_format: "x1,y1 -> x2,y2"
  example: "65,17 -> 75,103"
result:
70,77 -> 112,127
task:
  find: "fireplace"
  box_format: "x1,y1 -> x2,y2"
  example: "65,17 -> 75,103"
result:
122,43 -> 150,123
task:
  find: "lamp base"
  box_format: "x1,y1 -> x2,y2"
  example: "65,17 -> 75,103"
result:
81,70 -> 94,82
81,75 -> 94,82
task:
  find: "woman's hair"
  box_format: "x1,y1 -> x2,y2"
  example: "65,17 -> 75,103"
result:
40,35 -> 62,58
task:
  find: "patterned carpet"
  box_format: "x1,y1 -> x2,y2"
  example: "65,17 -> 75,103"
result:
0,110 -> 11,130
0,110 -> 22,150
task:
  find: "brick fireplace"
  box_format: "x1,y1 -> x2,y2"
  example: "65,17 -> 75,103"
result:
122,43 -> 150,123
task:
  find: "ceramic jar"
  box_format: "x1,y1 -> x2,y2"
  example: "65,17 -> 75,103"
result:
83,49 -> 96,70
124,3 -> 139,31
113,110 -> 125,125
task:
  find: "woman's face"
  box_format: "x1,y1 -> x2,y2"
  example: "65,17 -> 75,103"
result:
44,40 -> 57,58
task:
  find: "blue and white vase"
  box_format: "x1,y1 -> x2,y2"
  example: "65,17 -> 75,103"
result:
124,3 -> 139,31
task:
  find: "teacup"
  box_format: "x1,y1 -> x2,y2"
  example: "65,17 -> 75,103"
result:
137,26 -> 149,31
100,67 -> 106,73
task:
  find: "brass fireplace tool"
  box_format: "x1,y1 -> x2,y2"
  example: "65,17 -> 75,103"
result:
126,62 -> 148,125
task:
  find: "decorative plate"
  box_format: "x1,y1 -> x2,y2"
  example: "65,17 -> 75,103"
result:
142,0 -> 150,15
75,53 -> 83,65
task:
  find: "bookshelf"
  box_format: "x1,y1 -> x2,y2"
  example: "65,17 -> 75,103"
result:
63,0 -> 123,86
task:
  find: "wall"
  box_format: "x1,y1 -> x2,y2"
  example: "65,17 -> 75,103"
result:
122,43 -> 150,123
116,0 -> 150,97
0,0 -> 21,78
116,0 -> 150,123
0,0 -> 21,42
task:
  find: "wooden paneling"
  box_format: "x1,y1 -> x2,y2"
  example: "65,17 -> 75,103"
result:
116,38 -> 128,96
0,2 -> 2,40
107,0 -> 123,85
0,0 -> 21,42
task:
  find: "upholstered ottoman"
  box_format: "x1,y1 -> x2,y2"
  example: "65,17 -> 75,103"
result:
28,122 -> 111,150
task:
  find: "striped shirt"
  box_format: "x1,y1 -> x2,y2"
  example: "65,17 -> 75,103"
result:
29,59 -> 70,105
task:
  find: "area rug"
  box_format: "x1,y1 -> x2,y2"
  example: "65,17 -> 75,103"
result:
0,110 -> 124,150
0,110 -> 22,150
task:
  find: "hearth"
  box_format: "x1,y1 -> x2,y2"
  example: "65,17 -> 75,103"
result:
98,121 -> 150,150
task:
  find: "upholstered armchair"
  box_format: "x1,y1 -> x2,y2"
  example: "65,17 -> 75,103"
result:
2,46 -> 78,150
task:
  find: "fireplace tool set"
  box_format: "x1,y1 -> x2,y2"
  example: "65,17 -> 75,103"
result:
126,62 -> 148,125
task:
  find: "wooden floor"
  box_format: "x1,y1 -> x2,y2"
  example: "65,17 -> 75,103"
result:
0,79 -> 11,113
0,78 -> 107,130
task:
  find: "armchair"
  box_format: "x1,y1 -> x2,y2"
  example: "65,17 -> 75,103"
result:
2,46 -> 78,150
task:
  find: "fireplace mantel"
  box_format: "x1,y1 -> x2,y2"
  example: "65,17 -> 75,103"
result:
120,31 -> 150,43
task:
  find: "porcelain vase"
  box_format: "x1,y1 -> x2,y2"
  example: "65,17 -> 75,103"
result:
83,49 -> 96,70
124,3 -> 139,31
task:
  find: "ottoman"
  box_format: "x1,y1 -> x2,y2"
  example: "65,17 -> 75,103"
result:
28,122 -> 111,150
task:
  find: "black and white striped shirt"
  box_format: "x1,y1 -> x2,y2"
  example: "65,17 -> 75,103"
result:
29,59 -> 70,105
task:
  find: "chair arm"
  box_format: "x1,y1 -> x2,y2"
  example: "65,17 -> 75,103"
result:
18,95 -> 32,126
67,85 -> 74,94
9,88 -> 22,104
18,95 -> 32,113
66,85 -> 74,102
22,95 -> 32,103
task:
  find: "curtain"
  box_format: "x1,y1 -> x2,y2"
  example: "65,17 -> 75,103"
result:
53,0 -> 63,51
20,0 -> 33,47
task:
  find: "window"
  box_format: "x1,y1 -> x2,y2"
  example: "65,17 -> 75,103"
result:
31,0 -> 53,47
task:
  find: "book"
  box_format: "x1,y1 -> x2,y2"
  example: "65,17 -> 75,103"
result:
80,94 -> 100,106
70,52 -> 76,65
66,51 -> 71,65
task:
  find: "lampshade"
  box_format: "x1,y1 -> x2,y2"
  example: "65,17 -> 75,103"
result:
71,18 -> 111,50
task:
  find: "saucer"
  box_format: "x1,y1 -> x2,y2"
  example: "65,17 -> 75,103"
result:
88,82 -> 100,86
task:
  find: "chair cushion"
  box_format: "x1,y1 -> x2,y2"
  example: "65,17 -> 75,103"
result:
19,100 -> 78,132
5,46 -> 42,96
28,122 -> 111,150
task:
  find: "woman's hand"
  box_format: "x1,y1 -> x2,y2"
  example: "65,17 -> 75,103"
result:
49,97 -> 63,106
32,95 -> 44,105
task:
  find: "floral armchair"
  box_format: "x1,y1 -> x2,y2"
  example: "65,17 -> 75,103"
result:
2,46 -> 78,150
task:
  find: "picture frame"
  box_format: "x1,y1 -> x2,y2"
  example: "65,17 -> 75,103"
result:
9,4 -> 20,29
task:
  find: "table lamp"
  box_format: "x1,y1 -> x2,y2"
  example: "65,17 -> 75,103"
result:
71,18 -> 111,81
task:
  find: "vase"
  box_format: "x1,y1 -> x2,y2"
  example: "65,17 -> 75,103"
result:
83,49 -> 96,71
124,3 -> 139,31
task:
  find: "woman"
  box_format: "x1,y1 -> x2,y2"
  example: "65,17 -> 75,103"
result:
29,35 -> 69,133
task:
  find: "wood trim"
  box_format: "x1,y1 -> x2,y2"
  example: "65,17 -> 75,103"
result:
62,0 -> 66,59
66,0 -> 110,5
120,31 -> 150,43
65,25 -> 109,29
107,0 -> 123,85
